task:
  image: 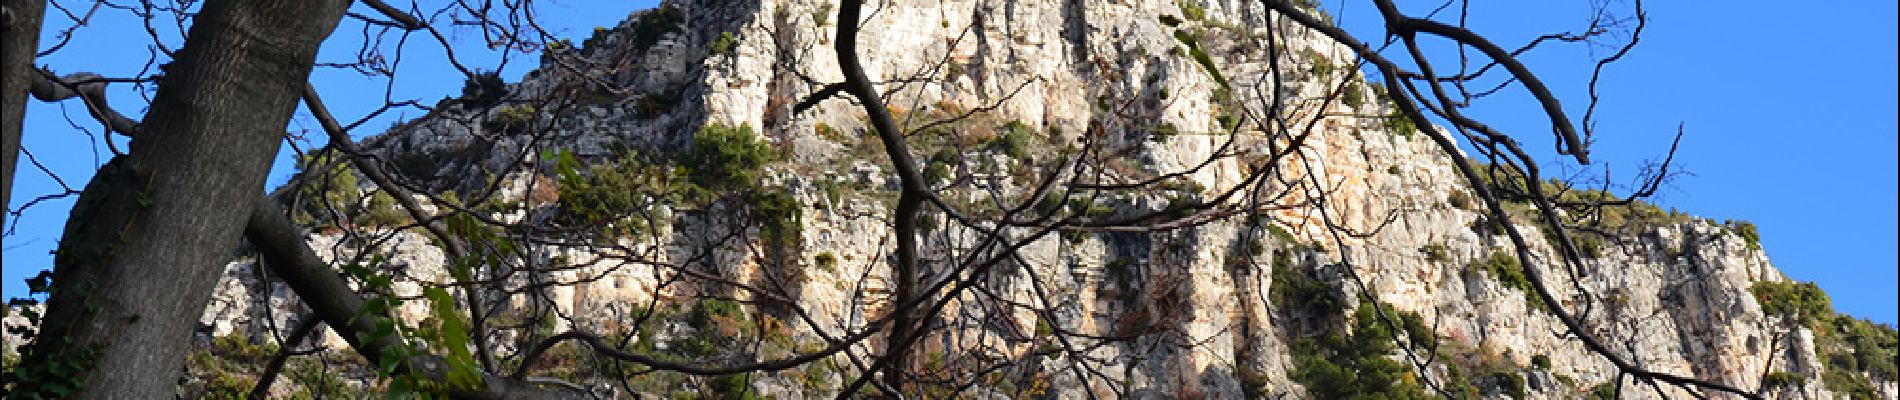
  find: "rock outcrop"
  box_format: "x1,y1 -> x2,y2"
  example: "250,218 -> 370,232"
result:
7,0 -> 1892,399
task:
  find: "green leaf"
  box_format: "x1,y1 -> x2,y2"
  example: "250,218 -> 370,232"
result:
374,317 -> 396,340
387,378 -> 415,399
420,287 -> 481,389
379,348 -> 404,376
446,256 -> 473,282
554,149 -> 582,182
366,275 -> 394,290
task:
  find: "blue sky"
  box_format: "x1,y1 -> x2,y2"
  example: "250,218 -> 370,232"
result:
2,1 -> 647,299
1328,0 -> 1898,323
4,1 -> 1894,324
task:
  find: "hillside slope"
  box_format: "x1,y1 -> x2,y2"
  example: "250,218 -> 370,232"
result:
8,0 -> 1890,398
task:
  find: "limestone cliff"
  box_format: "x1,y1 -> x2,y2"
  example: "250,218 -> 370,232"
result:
8,0 -> 1891,398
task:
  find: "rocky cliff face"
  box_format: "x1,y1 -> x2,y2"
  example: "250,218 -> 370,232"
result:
8,0 -> 1891,398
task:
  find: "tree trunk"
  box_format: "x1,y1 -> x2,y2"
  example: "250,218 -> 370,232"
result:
830,0 -> 929,393
0,0 -> 47,228
15,0 -> 348,397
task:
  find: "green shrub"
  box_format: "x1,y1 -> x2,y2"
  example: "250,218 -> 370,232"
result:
1587,381 -> 1620,400
1539,222 -> 1604,259
991,120 -> 1037,160
461,70 -> 507,109
1531,354 -> 1551,370
1816,315 -> 1899,394
795,359 -> 835,391
1067,197 -> 1118,219
623,6 -> 684,55
1479,174 -> 1690,242
1472,251 -> 1548,313
1158,14 -> 1183,27
190,334 -> 281,400
285,151 -> 423,230
816,179 -> 845,209
683,123 -> 776,192
1306,49 -> 1334,78
1749,280 -> 1832,327
1419,244 -> 1450,263
1742,283 -> 1898,397
1447,191 -> 1472,209
1032,190 -> 1067,217
390,149 -> 442,180
1342,81 -> 1365,108
485,104 -> 537,132
1173,30 -> 1228,90
1731,220 -> 1762,250
689,299 -> 745,331
667,124 -> 810,257
1382,110 -> 1417,139
924,148 -> 958,186
1843,320 -> 1898,380
709,373 -> 762,399
211,334 -> 273,363
669,335 -> 721,358
917,212 -> 940,233
1823,369 -> 1879,399
753,191 -> 803,249
813,252 -> 838,274
1261,222 -> 1297,245
709,32 -> 738,57
203,372 -> 255,400
1150,123 -> 1180,143
1492,371 -> 1528,398
1433,340 -> 1544,398
290,152 -> 362,226
360,190 -> 411,227
1269,249 -> 1339,318
1442,366 -> 1482,398
1287,302 -> 1434,399
285,358 -> 362,399
1215,113 -> 1237,131
1761,371 -> 1804,389
555,158 -> 670,239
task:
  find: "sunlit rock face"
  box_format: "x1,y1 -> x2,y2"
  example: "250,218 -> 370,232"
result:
13,0 -> 1877,398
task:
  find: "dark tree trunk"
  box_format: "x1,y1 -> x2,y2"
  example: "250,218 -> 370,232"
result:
827,1 -> 933,393
15,0 -> 349,397
0,0 -> 47,228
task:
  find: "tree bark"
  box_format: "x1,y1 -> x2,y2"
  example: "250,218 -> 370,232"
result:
16,0 -> 349,397
0,0 -> 46,228
829,0 -> 930,393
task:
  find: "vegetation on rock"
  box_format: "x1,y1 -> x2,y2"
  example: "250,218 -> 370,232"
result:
1751,280 -> 1834,328
1470,251 -> 1548,313
460,70 -> 507,110
1287,302 -> 1435,399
